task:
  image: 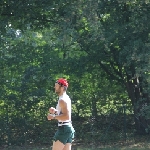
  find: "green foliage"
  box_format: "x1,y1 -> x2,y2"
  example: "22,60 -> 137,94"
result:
0,0 -> 150,146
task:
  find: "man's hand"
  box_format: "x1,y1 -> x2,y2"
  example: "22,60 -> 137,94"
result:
49,107 -> 58,114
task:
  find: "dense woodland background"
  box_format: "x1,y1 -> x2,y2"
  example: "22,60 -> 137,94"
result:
0,0 -> 150,147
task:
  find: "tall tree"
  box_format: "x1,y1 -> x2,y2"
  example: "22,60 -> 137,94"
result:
60,0 -> 150,134
42,0 -> 150,134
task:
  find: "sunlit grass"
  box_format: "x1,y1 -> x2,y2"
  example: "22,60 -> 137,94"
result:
1,139 -> 150,150
1,145 -> 150,150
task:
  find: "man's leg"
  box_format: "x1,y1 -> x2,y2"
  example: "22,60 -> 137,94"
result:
52,140 -> 65,150
63,143 -> 72,150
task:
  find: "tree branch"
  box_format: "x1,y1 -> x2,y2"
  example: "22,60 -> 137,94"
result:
98,60 -> 123,83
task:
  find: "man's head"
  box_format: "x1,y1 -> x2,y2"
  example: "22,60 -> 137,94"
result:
54,78 -> 69,95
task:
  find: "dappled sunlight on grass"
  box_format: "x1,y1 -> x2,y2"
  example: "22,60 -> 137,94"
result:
1,138 -> 150,150
75,138 -> 150,150
0,146 -> 51,150
120,142 -> 150,150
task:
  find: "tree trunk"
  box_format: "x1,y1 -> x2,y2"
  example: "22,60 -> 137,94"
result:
126,75 -> 150,135
91,97 -> 98,119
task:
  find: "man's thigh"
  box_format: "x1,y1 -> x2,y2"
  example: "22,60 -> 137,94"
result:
52,140 -> 65,150
63,143 -> 71,150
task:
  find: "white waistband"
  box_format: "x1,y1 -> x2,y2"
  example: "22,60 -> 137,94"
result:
58,123 -> 72,126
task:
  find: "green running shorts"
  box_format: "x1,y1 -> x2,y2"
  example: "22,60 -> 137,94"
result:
53,125 -> 75,145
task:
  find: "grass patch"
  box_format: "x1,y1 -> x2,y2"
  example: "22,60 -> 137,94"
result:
1,136 -> 150,150
1,143 -> 150,150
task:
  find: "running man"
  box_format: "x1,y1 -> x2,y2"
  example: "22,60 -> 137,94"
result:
47,78 -> 75,150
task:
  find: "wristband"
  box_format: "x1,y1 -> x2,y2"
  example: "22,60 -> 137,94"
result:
49,114 -> 56,119
52,114 -> 56,119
